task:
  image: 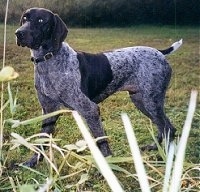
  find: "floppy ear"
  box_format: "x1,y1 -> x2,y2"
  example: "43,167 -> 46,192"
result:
52,14 -> 68,51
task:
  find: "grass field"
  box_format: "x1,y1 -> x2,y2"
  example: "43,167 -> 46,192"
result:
0,25 -> 199,191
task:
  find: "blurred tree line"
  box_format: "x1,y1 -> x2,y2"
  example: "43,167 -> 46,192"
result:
0,0 -> 199,26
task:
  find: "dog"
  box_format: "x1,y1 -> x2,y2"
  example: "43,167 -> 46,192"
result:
15,7 -> 182,167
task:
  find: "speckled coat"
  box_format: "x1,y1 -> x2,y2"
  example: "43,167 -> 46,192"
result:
32,42 -> 173,154
15,8 -> 182,167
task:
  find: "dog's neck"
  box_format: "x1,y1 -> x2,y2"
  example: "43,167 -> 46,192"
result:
31,40 -> 57,57
30,42 -> 71,64
30,41 -> 61,64
31,46 -> 52,58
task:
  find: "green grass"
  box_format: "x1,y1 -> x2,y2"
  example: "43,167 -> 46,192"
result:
0,25 -> 199,191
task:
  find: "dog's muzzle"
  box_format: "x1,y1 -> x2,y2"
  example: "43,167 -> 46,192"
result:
15,29 -> 28,47
15,26 -> 37,48
15,29 -> 25,46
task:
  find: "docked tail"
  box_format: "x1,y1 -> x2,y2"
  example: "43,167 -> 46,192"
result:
159,39 -> 183,55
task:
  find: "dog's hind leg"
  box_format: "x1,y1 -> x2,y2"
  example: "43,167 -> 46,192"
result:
129,91 -> 176,150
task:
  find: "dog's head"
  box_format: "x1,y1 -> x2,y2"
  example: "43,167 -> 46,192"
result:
15,8 -> 68,51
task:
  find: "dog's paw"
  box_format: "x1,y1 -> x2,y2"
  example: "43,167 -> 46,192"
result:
22,159 -> 38,168
97,140 -> 112,157
141,144 -> 158,151
8,160 -> 20,170
22,153 -> 43,168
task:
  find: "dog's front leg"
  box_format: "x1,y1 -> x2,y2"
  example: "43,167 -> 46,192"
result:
59,90 -> 112,157
23,93 -> 60,167
81,104 -> 112,157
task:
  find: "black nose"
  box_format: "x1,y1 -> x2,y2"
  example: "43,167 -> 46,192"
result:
15,30 -> 25,39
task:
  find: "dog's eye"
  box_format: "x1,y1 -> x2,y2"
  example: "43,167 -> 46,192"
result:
23,16 -> 27,21
38,19 -> 44,23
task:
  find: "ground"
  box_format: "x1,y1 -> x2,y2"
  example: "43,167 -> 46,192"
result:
0,25 -> 199,191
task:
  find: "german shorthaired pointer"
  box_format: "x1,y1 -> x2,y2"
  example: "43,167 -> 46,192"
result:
15,8 -> 182,167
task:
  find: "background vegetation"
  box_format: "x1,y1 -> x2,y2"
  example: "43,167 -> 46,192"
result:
0,24 -> 199,191
0,0 -> 199,26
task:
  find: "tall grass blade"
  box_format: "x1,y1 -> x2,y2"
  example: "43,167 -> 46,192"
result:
147,124 -> 166,161
11,132 -> 38,153
169,90 -> 198,192
11,109 -> 71,128
10,132 -> 50,150
9,176 -> 17,192
19,164 -> 46,177
0,100 -> 9,113
8,82 -> 14,115
109,163 -> 135,176
162,142 -> 175,192
0,0 -> 9,174
121,113 -> 151,192
72,111 -> 124,192
37,178 -> 52,192
11,133 -> 59,174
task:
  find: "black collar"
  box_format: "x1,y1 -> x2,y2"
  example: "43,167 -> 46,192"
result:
31,52 -> 54,64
